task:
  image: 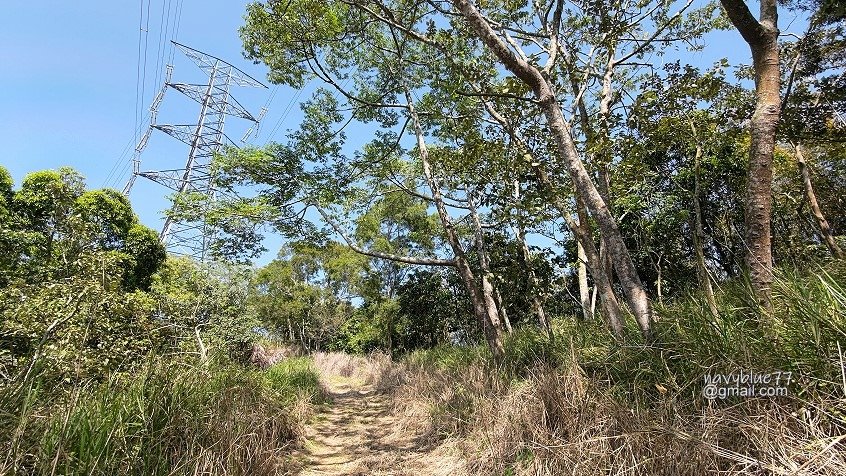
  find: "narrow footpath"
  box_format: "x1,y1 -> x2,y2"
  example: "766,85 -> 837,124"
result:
291,376 -> 463,476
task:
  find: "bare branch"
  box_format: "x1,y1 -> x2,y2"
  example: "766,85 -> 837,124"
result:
615,0 -> 695,66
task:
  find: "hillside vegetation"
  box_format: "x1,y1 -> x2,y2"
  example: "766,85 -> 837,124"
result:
3,0 -> 846,475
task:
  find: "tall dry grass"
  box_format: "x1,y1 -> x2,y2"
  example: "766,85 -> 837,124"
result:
311,351 -> 404,391
385,264 -> 846,475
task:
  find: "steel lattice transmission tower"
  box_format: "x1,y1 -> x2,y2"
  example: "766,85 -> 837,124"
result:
124,41 -> 267,260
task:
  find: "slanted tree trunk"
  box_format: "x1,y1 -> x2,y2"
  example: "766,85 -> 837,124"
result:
475,84 -> 624,339
795,143 -> 843,258
535,167 -> 625,339
719,0 -> 780,311
453,0 -> 652,339
404,88 -> 504,357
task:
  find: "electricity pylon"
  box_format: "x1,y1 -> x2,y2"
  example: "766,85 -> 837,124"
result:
124,41 -> 266,260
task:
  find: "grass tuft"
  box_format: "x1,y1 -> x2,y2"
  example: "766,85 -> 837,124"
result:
0,357 -> 323,475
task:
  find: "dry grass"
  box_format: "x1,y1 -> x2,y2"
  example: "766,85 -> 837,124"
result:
387,352 -> 846,476
379,265 -> 846,475
250,342 -> 304,368
312,351 -> 404,391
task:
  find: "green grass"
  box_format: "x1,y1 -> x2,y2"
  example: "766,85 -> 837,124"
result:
264,356 -> 327,403
0,356 -> 324,475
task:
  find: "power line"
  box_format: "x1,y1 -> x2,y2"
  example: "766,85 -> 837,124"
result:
107,0 -> 183,189
134,0 -> 148,155
140,0 -> 153,137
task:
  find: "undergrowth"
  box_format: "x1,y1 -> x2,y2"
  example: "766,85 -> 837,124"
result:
389,262 -> 846,475
0,356 -> 325,476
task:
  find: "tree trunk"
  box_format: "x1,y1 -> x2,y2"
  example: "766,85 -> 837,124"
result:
453,0 -> 652,339
405,88 -> 504,357
691,127 -> 719,318
536,170 -> 625,339
719,0 -> 780,311
590,286 -> 598,319
795,144 -> 843,259
466,190 -> 507,337
654,254 -> 663,305
577,242 -> 592,318
575,198 -> 594,320
492,286 -> 513,333
516,223 -> 552,335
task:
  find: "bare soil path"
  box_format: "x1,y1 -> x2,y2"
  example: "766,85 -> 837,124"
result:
290,375 -> 462,476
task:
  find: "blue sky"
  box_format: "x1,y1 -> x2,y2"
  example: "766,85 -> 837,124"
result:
0,1 -> 808,264
1,1 -> 307,261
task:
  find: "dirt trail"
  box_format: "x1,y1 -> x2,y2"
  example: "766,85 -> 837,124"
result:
291,376 -> 463,476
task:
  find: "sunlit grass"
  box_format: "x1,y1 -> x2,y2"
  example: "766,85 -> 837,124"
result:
0,357 -> 323,475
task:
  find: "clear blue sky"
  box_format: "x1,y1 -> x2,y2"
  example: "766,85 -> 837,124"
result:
0,1 -> 305,239
0,1 -> 807,263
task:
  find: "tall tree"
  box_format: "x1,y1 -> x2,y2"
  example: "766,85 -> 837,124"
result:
450,0 -> 654,338
719,0 -> 781,310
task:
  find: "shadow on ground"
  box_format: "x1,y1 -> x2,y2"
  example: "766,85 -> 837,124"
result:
291,376 -> 463,476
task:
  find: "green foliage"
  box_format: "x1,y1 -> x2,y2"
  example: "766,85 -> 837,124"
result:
149,257 -> 256,360
249,245 -> 358,351
242,0 -> 350,88
405,345 -> 485,374
337,299 -> 399,354
394,269 -> 478,351
0,250 -> 159,382
0,167 -> 171,386
122,224 -> 167,291
75,189 -> 136,249
0,167 -> 165,289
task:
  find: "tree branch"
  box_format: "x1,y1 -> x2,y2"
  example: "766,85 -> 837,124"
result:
719,0 -> 768,45
451,0 -> 547,94
317,207 -> 456,266
614,0 -> 695,65
543,0 -> 564,75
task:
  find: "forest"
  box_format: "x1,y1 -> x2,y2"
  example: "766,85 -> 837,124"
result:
1,0 -> 845,474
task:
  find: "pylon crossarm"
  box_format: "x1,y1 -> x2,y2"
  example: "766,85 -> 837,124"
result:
168,83 -> 258,121
172,41 -> 266,89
